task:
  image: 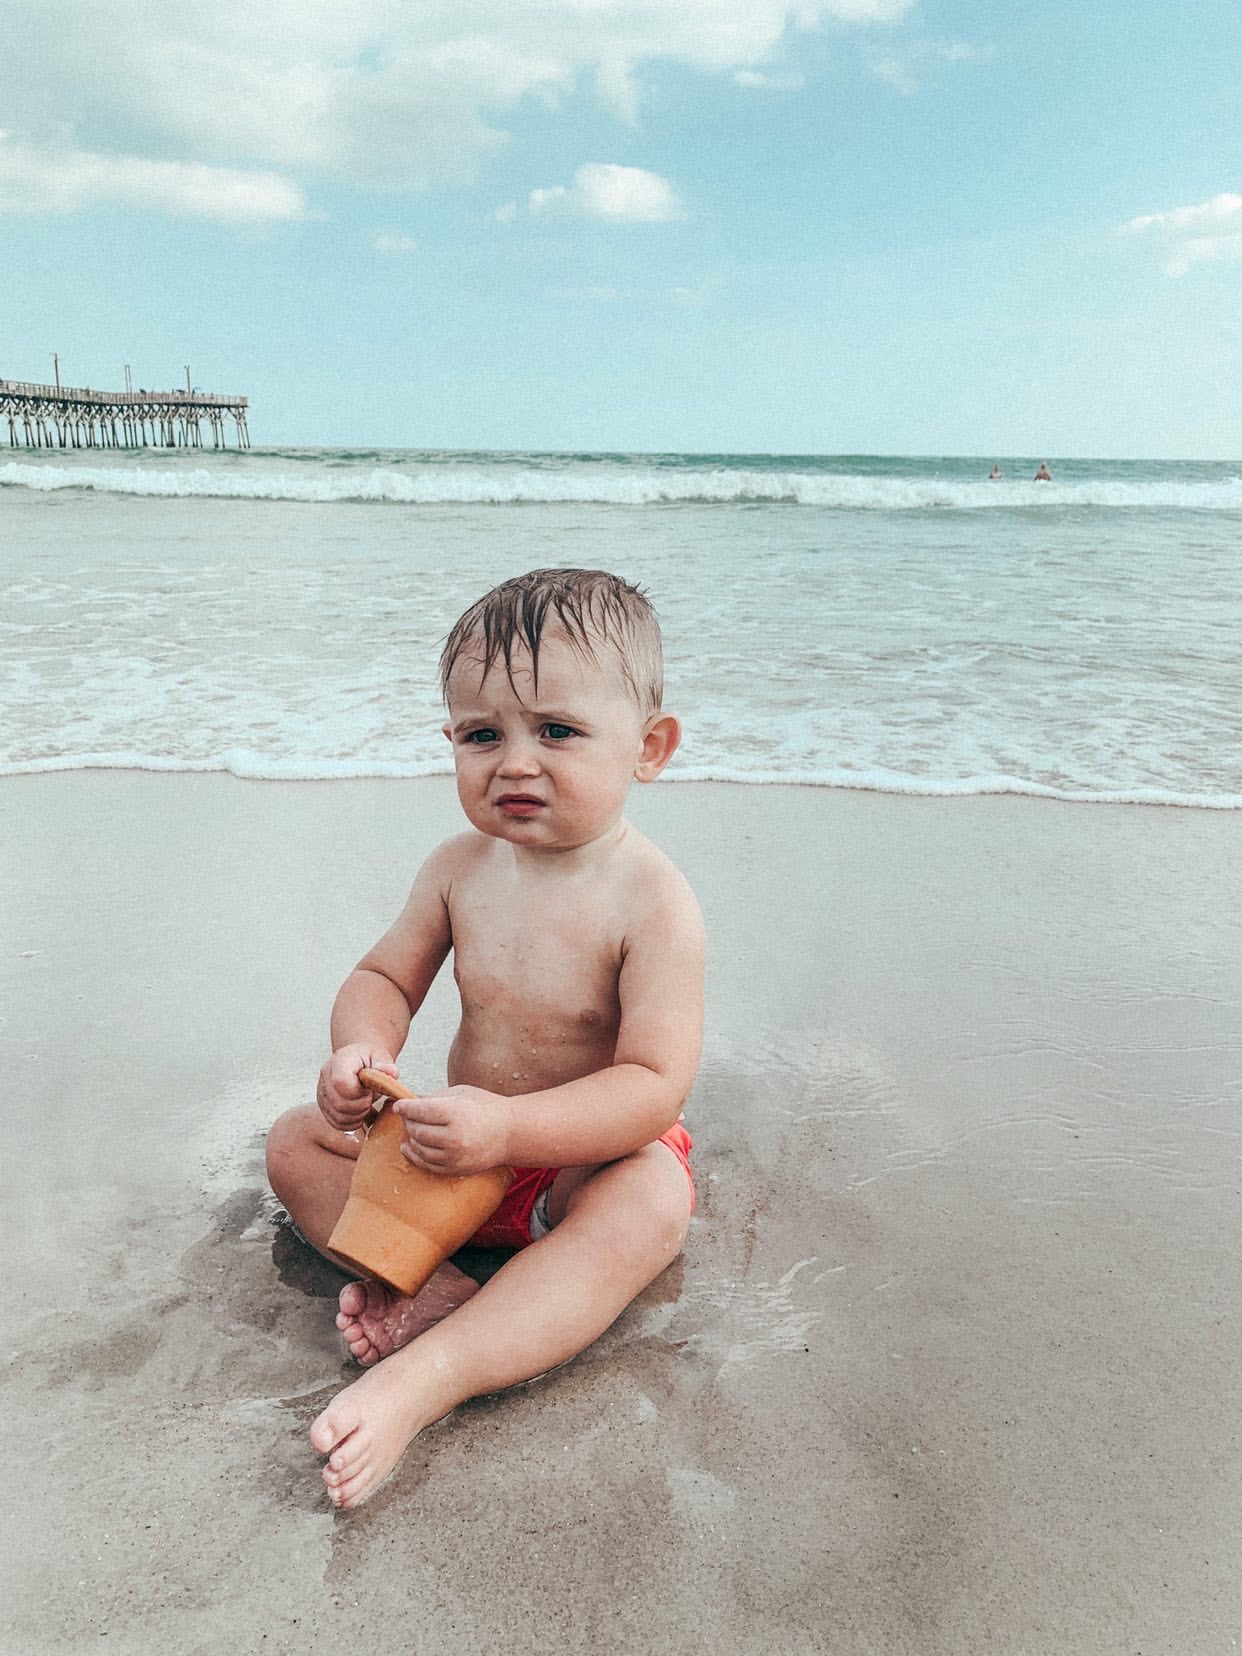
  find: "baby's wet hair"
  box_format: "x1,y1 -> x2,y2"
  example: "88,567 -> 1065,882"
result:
440,568 -> 664,715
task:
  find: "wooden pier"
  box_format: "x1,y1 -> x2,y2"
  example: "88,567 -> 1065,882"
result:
1,377 -> 250,450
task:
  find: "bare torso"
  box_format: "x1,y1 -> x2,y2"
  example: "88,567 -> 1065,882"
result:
443,831 -> 645,1096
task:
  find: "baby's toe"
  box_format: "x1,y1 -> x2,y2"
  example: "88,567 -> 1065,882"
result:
337,1280 -> 369,1318
309,1398 -> 358,1458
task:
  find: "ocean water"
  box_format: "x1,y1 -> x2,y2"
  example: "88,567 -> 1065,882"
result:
2,447 -> 1240,807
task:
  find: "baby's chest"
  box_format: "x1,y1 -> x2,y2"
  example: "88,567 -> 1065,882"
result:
449,900 -> 622,1025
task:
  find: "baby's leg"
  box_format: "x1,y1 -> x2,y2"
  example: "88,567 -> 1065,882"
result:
266,1103 -> 359,1251
266,1104 -> 480,1361
310,1139 -> 692,1509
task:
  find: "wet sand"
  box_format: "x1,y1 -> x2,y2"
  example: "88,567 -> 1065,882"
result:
2,772 -> 1239,1654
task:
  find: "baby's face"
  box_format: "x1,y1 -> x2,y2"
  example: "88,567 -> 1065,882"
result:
444,630 -> 652,851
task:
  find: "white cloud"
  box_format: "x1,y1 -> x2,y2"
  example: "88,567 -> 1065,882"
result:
0,0 -> 917,213
733,67 -> 805,90
871,57 -> 917,94
0,135 -> 308,221
372,232 -> 417,255
1124,193 -> 1242,276
526,163 -> 684,222
1126,193 -> 1242,234
870,39 -> 990,94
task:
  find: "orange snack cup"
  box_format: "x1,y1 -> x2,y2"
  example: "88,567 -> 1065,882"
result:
327,1069 -> 514,1297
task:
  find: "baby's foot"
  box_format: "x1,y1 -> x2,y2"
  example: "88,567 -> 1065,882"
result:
336,1264 -> 480,1366
310,1351 -> 451,1509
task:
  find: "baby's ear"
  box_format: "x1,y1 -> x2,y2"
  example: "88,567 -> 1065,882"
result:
634,713 -> 681,783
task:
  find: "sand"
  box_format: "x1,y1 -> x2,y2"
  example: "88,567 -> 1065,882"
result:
2,772 -> 1239,1655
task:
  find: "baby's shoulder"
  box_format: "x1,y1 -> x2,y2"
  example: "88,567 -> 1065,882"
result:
420,829 -> 494,886
617,827 -> 702,927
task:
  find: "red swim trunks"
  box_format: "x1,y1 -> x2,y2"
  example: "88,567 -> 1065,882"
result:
466,1123 -> 695,1251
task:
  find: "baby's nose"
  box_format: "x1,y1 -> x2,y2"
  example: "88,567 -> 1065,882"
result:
498,736 -> 541,776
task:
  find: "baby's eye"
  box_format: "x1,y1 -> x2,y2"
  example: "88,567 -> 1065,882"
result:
463,727 -> 500,745
542,723 -> 578,741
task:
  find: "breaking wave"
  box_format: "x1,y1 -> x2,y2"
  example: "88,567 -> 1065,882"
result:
3,456 -> 1241,511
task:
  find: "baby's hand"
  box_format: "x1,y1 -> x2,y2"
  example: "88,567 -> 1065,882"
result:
395,1086 -> 513,1176
317,1044 -> 398,1133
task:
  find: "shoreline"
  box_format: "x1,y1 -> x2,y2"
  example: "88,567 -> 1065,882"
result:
4,772 -> 1240,1652
2,759 -> 1238,812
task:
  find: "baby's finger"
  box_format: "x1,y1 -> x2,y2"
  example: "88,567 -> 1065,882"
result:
404,1119 -> 450,1154
395,1097 -> 450,1127
327,1065 -> 366,1099
401,1138 -> 450,1171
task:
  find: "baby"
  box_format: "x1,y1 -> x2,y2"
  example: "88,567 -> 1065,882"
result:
266,567 -> 704,1508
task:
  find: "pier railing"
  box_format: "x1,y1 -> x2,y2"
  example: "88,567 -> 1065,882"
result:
1,378 -> 250,450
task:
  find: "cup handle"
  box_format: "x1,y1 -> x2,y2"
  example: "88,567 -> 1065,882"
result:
358,1066 -> 416,1103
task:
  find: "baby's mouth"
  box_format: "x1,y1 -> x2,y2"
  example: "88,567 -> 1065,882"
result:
496,793 -> 545,814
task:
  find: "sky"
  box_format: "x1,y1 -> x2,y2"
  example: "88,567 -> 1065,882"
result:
1,0 -> 1240,457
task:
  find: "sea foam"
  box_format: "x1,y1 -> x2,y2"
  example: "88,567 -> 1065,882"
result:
4,457 -> 1242,511
3,749 -> 1238,809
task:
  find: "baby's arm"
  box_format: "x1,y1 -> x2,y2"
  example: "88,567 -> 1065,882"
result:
399,864 -> 704,1171
316,841 -> 455,1131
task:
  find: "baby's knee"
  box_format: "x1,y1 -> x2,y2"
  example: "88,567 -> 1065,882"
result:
655,1174 -> 693,1254
558,1142 -> 692,1258
264,1102 -> 322,1186
623,1142 -> 695,1254
267,1100 -> 316,1149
